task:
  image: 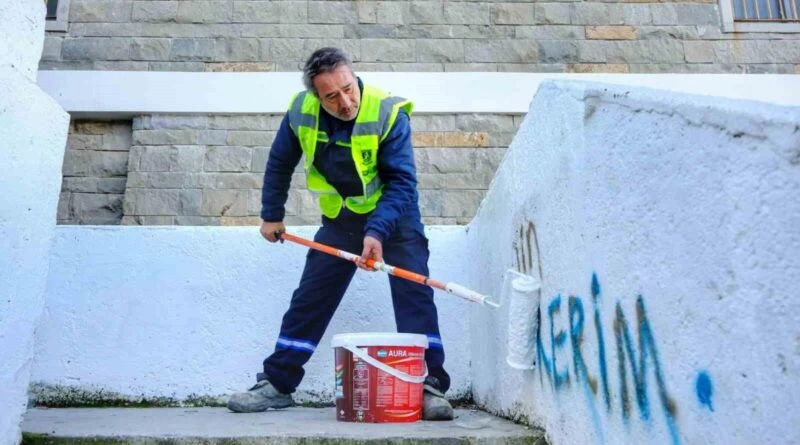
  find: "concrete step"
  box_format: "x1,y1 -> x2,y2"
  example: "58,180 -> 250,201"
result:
21,407 -> 546,445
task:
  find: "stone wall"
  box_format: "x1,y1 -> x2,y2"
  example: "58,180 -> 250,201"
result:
41,0 -> 800,74
58,113 -> 520,225
59,121 -> 131,224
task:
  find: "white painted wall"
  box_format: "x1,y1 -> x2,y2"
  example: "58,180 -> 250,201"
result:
31,226 -> 472,404
466,80 -> 800,445
36,71 -> 800,118
0,1 -> 70,444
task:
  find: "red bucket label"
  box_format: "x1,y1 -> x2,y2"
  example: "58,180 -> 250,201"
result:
335,345 -> 425,423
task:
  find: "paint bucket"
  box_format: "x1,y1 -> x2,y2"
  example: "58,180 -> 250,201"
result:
331,332 -> 428,423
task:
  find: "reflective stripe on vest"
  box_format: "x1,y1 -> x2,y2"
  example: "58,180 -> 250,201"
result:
286,84 -> 414,219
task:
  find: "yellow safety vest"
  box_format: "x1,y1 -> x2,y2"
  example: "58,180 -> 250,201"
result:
286,84 -> 413,219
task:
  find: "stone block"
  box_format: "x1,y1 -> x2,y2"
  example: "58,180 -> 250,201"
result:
201,189 -> 249,216
127,172 -> 192,188
416,39 -> 465,63
637,25 -> 700,41
622,4 -> 652,25
247,189 -> 262,214
491,3 -> 534,25
571,3 -> 623,25
198,130 -> 229,145
357,1 -> 377,24
215,38 -> 260,62
285,189 -> 318,216
69,0 -> 133,22
149,62 -> 206,72
291,173 -> 307,189
538,40 -> 579,63
58,193 -> 72,222
227,130 -> 275,146
170,38 -> 216,61
534,3 -> 571,25
568,63 -> 629,73
206,62 -> 277,72
132,1 -> 178,23
131,38 -> 171,61
209,115 -> 277,130
278,1 -> 308,23
71,193 -> 124,224
176,1 -> 232,23
465,40 -> 537,63
422,147 -> 475,173
303,39 -> 361,60
649,39 -> 684,63
455,114 -> 515,133
62,150 -> 129,177
606,41 -> 650,64
586,26 -> 639,40
445,172 -> 493,189
62,177 -> 97,193
68,134 -> 103,151
221,216 -> 263,226
41,37 -> 62,61
269,38 -> 305,60
97,178 -> 128,193
308,1 -> 357,24
232,1 -> 280,23
92,61 -> 149,70
139,146 -> 178,172
144,115 -> 209,130
213,172 -> 262,189
205,146 -> 252,172
418,190 -> 443,217
516,25 -> 583,40
408,2 -> 444,25
411,115 -> 455,132
251,146 -> 270,172
362,39 -> 415,62
174,145 -> 206,172
62,38 -> 130,61
423,217 -> 458,225
684,40 -> 715,63
376,2 -> 408,25
133,189 -> 181,215
417,173 -> 446,190
442,190 -> 484,218
444,2 -> 489,25
577,41 -> 608,63
175,216 -> 221,225
488,132 -> 517,147
179,189 -> 203,215
134,129 -> 199,145
475,147 -> 507,173
413,132 -> 489,147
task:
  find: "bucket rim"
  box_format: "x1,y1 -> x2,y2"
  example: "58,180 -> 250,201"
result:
331,332 -> 428,348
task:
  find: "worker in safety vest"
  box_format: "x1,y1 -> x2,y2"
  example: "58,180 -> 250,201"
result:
227,47 -> 453,421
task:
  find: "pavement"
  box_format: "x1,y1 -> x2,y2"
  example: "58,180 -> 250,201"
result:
22,407 -> 546,444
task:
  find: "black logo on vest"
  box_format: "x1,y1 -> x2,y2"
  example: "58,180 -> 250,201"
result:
360,150 -> 373,164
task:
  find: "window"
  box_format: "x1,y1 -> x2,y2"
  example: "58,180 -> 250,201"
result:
720,0 -> 800,31
45,0 -> 70,32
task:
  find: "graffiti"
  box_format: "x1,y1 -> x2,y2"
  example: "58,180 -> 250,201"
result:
513,221 -> 542,279
533,273 -> 684,445
696,371 -> 714,412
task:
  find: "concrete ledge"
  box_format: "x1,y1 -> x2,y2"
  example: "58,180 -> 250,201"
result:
22,408 -> 545,445
37,71 -> 800,118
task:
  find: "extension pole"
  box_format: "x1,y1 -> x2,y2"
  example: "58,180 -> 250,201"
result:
278,232 -> 500,308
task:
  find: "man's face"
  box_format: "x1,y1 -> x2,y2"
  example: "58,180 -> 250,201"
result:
313,65 -> 360,122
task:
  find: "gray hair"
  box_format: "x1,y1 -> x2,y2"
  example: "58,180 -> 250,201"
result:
302,47 -> 353,97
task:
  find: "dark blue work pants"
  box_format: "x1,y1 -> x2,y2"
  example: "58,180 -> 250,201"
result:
261,215 -> 451,395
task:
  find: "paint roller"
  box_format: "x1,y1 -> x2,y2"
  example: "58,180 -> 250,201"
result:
277,231 -> 501,308
276,231 -> 542,370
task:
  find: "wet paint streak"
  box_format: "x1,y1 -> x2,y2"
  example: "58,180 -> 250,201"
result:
570,296 -> 605,444
696,371 -> 714,412
536,306 -> 553,387
592,273 -> 611,412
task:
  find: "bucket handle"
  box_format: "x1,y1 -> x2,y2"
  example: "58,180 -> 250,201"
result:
342,343 -> 428,384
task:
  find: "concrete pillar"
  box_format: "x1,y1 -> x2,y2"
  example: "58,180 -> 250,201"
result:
0,1 -> 70,444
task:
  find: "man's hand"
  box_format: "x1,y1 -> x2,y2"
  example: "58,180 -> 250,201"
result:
260,221 -> 286,243
359,235 -> 383,271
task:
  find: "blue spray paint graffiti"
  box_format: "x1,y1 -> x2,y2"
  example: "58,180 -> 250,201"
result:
696,371 -> 714,412
533,273 -> 683,445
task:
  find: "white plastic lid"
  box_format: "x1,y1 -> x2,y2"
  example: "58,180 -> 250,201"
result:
331,332 -> 428,348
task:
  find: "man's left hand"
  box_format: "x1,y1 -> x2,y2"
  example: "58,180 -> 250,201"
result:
359,235 -> 383,271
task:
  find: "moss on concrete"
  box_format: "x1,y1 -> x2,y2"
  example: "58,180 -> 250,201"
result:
28,383 -> 227,408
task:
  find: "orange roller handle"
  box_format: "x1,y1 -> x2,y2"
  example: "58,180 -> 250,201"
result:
277,231 -> 499,308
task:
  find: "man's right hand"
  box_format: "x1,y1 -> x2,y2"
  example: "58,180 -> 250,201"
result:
260,221 -> 286,243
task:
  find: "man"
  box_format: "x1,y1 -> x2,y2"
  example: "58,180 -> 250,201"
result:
227,47 -> 453,421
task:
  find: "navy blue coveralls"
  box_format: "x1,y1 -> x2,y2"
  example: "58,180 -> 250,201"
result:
258,79 -> 451,396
